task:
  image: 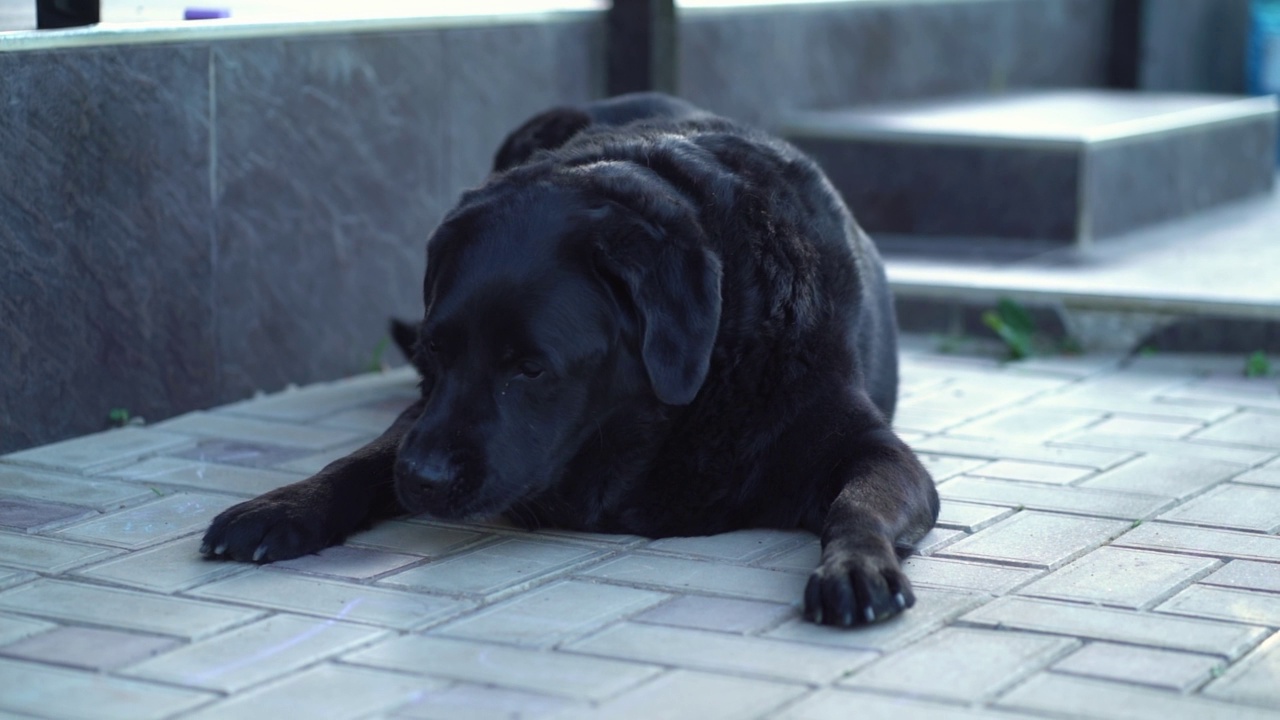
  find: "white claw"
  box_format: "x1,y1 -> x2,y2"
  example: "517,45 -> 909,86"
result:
864,607 -> 875,623
842,610 -> 853,626
253,545 -> 267,562
214,543 -> 228,555
895,592 -> 907,609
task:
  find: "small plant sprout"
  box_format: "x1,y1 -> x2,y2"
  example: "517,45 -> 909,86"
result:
1244,351 -> 1271,378
982,298 -> 1037,360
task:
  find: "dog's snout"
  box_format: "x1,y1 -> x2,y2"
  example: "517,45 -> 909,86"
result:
395,451 -> 454,489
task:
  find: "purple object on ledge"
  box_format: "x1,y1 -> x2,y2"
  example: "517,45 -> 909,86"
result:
184,7 -> 230,19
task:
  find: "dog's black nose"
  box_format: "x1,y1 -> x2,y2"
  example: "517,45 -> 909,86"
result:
395,452 -> 453,490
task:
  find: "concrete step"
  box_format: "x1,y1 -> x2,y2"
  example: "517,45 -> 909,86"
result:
878,184 -> 1280,354
785,90 -> 1278,245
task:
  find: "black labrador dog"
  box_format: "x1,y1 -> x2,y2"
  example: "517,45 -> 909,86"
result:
202,93 -> 938,627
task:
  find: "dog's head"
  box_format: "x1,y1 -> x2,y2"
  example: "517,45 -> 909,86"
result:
394,169 -> 722,519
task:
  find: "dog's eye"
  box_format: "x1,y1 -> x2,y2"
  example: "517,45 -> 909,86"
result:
518,360 -> 545,379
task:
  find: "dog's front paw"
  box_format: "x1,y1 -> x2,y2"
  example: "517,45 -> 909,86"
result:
803,545 -> 915,627
200,488 -> 334,564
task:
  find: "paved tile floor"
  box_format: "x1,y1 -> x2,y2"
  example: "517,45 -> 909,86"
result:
2,336 -> 1280,719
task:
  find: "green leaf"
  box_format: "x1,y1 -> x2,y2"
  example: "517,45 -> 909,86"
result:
982,310 -> 1033,360
996,298 -> 1037,337
1244,351 -> 1271,378
368,337 -> 391,374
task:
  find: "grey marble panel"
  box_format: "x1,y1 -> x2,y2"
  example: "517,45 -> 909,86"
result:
212,31 -> 449,400
1140,0 -> 1250,94
440,19 -> 603,199
1086,118 -> 1278,239
679,0 -> 1111,131
677,9 -> 809,128
0,45 -> 214,454
790,137 -> 1081,241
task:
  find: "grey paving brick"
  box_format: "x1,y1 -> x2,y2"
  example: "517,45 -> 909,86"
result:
73,537 -> 247,593
0,497 -> 94,531
1088,416 -> 1205,438
434,580 -> 667,647
380,538 -> 603,599
187,569 -> 470,631
913,435 -> 1135,470
315,400 -> 409,434
938,512 -> 1131,569
1052,642 -> 1223,692
763,587 -> 986,652
643,529 -> 809,562
581,553 -> 807,604
916,527 -> 967,555
0,579 -> 262,640
0,531 -> 118,573
1054,431 -> 1275,465
170,439 -> 311,469
0,570 -> 31,592
1080,455 -> 1244,499
1159,483 -> 1280,533
940,477 -> 1170,519
771,687 -> 1044,720
0,464 -> 153,510
270,438 -> 371,475
0,626 -> 179,671
217,369 -> 415,423
1114,522 -> 1280,563
948,407 -> 1102,443
565,622 -> 877,684
102,456 -> 302,497
0,656 -> 213,720
552,670 -> 805,720
962,596 -> 1267,658
1201,559 -> 1280,593
347,519 -> 486,557
841,627 -> 1076,703
1,428 -> 194,473
935,500 -> 1016,533
1031,392 -> 1235,423
998,672 -> 1280,720
56,493 -> 237,550
1162,377 -> 1280,411
1018,547 -> 1218,609
1234,467 -> 1280,487
1204,633 -> 1280,709
902,556 -> 1043,594
1158,585 -> 1280,627
273,545 -> 422,580
121,614 -> 387,693
524,526 -> 647,547
180,662 -> 442,720
963,459 -> 1094,485
0,614 -> 55,646
155,412 -> 363,450
634,596 -> 794,634
917,453 -> 990,483
755,541 -> 819,573
393,683 -> 570,720
345,635 -> 661,701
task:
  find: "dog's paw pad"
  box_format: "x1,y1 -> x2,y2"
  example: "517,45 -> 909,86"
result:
200,493 -> 328,564
804,551 -> 915,628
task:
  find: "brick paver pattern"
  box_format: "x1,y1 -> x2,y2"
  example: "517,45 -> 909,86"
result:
2,339 -> 1279,719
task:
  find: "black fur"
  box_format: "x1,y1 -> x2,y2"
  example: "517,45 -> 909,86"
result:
202,94 -> 939,627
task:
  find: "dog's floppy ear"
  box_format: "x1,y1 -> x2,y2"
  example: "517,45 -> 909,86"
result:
596,224 -> 722,406
493,107 -> 593,173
